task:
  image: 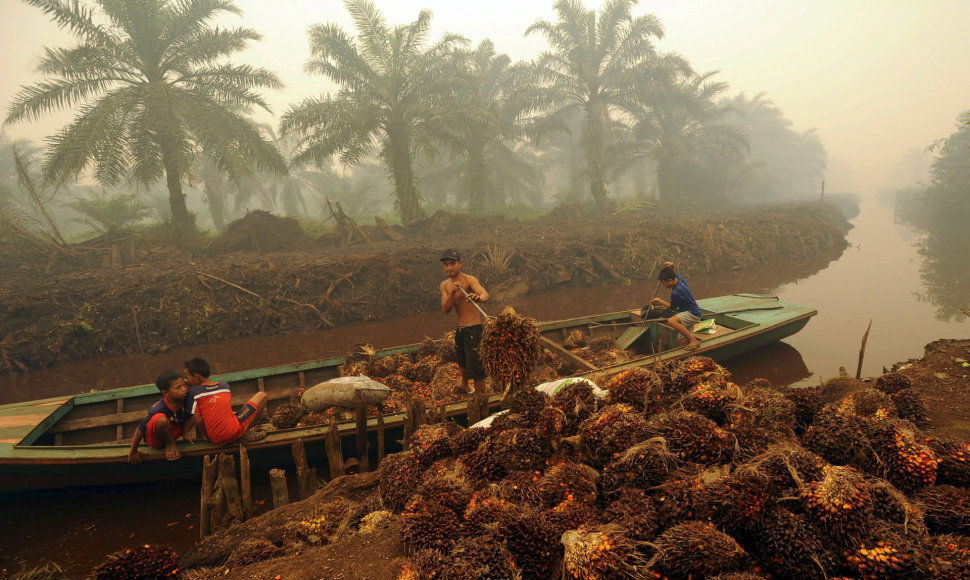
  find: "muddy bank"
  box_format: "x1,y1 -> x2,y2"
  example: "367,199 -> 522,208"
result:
0,203 -> 849,374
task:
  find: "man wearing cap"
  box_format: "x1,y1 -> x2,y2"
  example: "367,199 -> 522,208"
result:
439,249 -> 490,395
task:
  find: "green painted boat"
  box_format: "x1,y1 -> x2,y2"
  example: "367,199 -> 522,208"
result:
0,294 -> 814,493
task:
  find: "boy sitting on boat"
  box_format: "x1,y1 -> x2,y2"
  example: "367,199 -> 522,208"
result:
650,261 -> 702,351
183,357 -> 268,445
127,371 -> 194,463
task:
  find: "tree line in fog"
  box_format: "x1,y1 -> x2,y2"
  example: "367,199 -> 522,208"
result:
4,0 -> 828,236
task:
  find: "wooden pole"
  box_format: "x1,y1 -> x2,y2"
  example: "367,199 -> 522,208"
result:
269,468 -> 289,509
855,319 -> 873,379
210,454 -> 226,531
466,391 -> 481,425
325,418 -> 345,480
376,407 -> 386,463
354,391 -> 370,472
292,437 -> 314,500
403,396 -> 414,450
200,454 -> 218,538
239,444 -> 252,520
220,454 -> 244,523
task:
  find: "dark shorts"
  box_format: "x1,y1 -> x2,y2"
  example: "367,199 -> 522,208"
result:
455,325 -> 486,380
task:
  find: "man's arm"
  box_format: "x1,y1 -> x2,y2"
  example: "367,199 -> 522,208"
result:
466,275 -> 489,303
441,280 -> 459,314
127,428 -> 145,464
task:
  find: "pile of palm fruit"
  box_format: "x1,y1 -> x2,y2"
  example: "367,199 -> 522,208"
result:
92,545 -> 179,579
373,362 -> 970,579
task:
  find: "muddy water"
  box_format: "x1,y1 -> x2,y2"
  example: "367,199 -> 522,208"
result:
1,196 -> 967,576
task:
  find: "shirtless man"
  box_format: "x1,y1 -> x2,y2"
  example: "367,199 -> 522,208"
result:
439,249 -> 490,394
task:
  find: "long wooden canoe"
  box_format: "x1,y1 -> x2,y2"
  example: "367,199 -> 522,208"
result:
0,294 -> 814,493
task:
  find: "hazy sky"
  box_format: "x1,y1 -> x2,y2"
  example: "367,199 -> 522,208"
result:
2,0 -> 969,194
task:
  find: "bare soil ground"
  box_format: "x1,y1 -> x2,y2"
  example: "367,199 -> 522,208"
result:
0,203 -> 849,375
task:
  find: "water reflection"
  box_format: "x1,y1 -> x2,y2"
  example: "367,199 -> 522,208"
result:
916,220 -> 970,321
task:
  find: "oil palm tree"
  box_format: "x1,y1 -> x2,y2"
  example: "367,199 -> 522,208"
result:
630,70 -> 747,204
526,0 -> 666,210
429,40 -> 542,214
4,0 -> 287,229
280,0 -> 465,223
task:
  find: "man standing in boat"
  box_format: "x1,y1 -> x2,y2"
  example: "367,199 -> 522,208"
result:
439,249 -> 490,395
650,261 -> 702,351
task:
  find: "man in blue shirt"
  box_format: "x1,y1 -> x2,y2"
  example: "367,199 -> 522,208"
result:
650,261 -> 702,351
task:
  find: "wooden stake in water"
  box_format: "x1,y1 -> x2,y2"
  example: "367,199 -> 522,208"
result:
855,319 -> 873,379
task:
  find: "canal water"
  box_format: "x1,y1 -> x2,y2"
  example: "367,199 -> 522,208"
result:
1,196 -> 966,576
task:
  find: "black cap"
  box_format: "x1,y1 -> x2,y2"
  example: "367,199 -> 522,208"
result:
440,249 -> 461,262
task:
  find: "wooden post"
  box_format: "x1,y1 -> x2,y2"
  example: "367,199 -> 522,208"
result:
403,396 -> 414,450
239,444 -> 252,520
210,454 -> 227,531
292,437 -> 314,500
220,454 -> 244,523
325,418 -> 345,480
354,391 -> 370,472
200,454 -> 218,538
466,392 -> 481,425
269,468 -> 289,509
855,319 -> 873,379
376,407 -> 386,463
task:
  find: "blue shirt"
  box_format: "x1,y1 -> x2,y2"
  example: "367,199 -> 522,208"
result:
137,396 -> 189,433
669,275 -> 702,317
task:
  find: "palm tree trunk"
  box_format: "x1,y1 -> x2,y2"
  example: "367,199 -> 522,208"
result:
163,154 -> 191,228
387,124 -> 424,223
467,147 -> 487,215
584,99 -> 611,210
201,165 -> 227,231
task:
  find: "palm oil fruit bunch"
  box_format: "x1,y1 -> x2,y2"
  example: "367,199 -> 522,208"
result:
648,520 -> 748,578
270,403 -> 306,429
867,479 -> 929,540
747,506 -> 839,579
458,448 -> 506,485
500,510 -> 561,579
541,497 -> 600,537
406,355 -> 441,384
460,491 -> 520,537
844,535 -> 917,580
441,536 -> 521,579
396,549 -> 447,580
914,484 -> 970,534
800,464 -> 873,540
867,419 -> 938,492
841,387 -> 896,419
507,387 -> 552,423
416,476 -> 473,517
410,423 -> 457,466
430,362 -> 462,392
551,380 -> 597,436
437,330 -> 457,362
800,404 -> 867,465
577,404 -> 651,467
92,545 -> 179,579
490,428 -> 547,472
561,526 -> 644,580
923,534 -> 970,579
538,461 -> 600,508
647,410 -> 735,464
873,371 -> 912,395
479,306 -> 543,391
695,471 -> 772,533
599,487 -> 659,541
377,451 -> 426,512
449,425 -> 490,456
497,470 -> 544,508
779,384 -> 823,433
746,444 -> 827,497
400,497 -> 462,552
891,388 -> 930,427
600,438 -> 678,498
603,368 -> 663,412
563,329 -> 587,349
681,380 -> 740,424
416,337 -> 438,359
928,437 -> 970,486
674,356 -> 731,391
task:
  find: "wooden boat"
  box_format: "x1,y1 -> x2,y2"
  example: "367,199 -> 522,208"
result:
0,294 -> 814,493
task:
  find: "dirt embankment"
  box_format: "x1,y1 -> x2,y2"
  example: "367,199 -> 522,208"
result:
0,203 -> 850,374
